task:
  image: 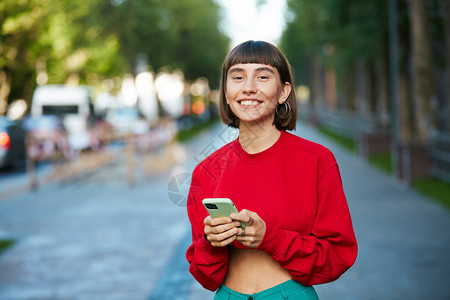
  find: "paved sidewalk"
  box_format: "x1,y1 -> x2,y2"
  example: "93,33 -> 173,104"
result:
0,122 -> 449,300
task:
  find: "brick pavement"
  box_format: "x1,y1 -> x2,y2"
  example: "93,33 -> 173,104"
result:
0,122 -> 449,300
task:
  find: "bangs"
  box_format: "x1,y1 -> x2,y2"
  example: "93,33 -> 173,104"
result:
223,41 -> 286,73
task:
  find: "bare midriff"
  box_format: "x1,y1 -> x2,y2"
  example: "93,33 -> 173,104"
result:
223,247 -> 292,294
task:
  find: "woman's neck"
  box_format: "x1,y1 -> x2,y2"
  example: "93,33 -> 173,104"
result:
238,121 -> 281,154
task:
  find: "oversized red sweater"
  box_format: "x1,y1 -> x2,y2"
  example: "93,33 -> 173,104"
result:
186,130 -> 357,291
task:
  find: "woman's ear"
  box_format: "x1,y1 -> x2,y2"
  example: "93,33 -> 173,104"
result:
279,82 -> 292,104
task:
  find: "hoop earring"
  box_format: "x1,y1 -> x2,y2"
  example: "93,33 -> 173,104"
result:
275,101 -> 291,119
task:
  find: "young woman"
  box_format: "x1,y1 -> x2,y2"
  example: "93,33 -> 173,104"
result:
186,40 -> 357,299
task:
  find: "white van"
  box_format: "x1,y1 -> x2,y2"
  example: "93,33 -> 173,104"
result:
31,85 -> 95,150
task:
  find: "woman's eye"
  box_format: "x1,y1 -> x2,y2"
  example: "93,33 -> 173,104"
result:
233,76 -> 243,80
258,75 -> 269,80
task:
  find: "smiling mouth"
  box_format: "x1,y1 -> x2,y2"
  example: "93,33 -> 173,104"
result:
238,100 -> 262,107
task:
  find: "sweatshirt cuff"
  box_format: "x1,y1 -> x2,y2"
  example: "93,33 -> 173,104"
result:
256,222 -> 287,258
198,235 -> 229,261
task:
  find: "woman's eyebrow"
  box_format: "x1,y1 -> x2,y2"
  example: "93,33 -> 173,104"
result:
228,67 -> 244,74
228,67 -> 275,74
255,67 -> 275,74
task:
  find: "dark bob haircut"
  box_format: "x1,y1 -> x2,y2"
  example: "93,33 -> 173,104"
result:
219,40 -> 297,131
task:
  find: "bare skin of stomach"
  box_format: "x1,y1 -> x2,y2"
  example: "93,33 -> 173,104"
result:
223,247 -> 292,294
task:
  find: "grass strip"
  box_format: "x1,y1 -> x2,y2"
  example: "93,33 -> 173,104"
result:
176,117 -> 219,142
368,153 -> 393,174
317,126 -> 355,151
412,177 -> 450,209
0,239 -> 15,255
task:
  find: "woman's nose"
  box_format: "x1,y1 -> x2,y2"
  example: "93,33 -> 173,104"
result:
242,78 -> 257,94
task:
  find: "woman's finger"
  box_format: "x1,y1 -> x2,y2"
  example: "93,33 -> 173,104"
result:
207,227 -> 239,246
230,210 -> 259,226
210,233 -> 237,247
206,221 -> 240,235
204,216 -> 232,226
230,210 -> 253,223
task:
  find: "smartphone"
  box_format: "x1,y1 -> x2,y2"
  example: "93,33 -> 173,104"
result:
202,198 -> 245,228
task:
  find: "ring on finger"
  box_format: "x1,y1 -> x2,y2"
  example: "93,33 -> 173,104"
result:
240,228 -> 245,237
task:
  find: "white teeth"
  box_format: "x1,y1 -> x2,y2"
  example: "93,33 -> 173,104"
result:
240,100 -> 259,106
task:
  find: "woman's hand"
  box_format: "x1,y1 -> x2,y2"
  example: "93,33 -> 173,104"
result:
204,216 -> 241,247
230,209 -> 266,248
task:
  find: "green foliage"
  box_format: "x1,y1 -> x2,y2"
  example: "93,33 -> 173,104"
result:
280,0 -> 389,78
82,0 -> 229,86
1,0 -> 229,104
1,0 -> 50,100
160,0 -> 229,85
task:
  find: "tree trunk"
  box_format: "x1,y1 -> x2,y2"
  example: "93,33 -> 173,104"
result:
409,0 -> 434,142
367,63 -> 377,114
399,67 -> 413,143
444,0 -> 450,131
375,59 -> 390,126
337,65 -> 347,109
325,68 -> 337,108
355,59 -> 369,116
310,52 -> 324,112
345,63 -> 357,111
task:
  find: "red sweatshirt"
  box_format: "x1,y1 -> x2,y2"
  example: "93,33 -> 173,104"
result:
186,130 -> 357,291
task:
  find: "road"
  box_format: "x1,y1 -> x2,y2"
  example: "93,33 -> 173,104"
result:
0,122 -> 449,300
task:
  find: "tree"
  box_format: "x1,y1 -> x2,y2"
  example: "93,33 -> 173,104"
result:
0,0 -> 53,110
445,0 -> 450,130
88,0 -> 229,86
409,0 -> 434,142
281,0 -> 389,117
280,0 -> 327,115
0,0 -> 128,108
0,0 -> 230,110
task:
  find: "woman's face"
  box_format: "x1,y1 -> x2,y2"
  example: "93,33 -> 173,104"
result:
225,63 -> 291,126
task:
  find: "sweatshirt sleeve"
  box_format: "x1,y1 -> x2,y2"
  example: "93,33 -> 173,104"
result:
185,170 -> 229,291
256,164 -> 358,286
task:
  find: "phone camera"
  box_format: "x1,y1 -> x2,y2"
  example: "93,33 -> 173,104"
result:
205,203 -> 218,210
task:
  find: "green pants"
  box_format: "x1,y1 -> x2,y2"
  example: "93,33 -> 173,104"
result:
214,280 -> 319,300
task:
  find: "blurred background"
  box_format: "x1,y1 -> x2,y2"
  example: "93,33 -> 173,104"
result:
0,0 -> 449,189
0,0 -> 449,299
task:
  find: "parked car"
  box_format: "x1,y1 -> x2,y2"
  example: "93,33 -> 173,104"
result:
0,117 -> 26,169
30,84 -> 95,150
